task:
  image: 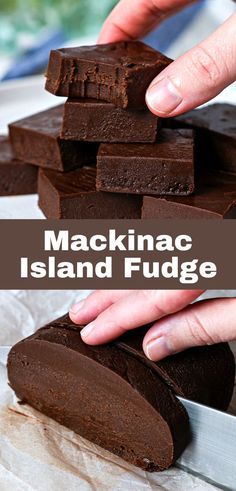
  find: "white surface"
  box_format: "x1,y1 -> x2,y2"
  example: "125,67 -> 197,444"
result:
1,289 -> 232,491
0,75 -> 64,135
0,195 -> 44,219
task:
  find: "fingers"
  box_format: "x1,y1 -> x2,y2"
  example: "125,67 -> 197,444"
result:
98,0 -> 192,43
70,290 -> 131,324
143,297 -> 236,361
146,12 -> 236,117
74,290 -> 203,345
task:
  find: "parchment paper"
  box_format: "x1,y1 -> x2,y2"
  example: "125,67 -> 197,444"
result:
0,290 -> 235,491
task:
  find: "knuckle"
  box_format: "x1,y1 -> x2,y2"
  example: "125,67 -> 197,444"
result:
144,290 -> 167,317
139,0 -> 161,17
188,46 -> 222,87
184,311 -> 216,345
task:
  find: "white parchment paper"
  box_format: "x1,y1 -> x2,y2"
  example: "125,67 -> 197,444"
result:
0,290 -> 235,491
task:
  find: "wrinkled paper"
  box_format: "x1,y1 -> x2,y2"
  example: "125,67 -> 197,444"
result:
0,290 -> 235,491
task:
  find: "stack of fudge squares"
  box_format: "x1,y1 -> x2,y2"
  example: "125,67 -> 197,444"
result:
2,41 -> 236,219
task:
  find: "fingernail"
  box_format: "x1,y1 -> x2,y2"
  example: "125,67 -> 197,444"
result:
146,77 -> 182,115
145,337 -> 170,361
80,322 -> 96,341
70,300 -> 85,315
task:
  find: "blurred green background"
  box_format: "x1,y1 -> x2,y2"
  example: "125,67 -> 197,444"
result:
0,0 -> 116,55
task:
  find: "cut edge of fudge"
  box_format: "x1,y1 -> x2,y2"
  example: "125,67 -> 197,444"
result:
45,41 -> 172,108
61,98 -> 160,143
97,129 -> 195,196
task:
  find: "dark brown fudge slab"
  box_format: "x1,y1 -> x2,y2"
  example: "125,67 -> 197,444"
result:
38,166 -> 142,219
142,172 -> 236,219
7,315 -> 234,471
0,136 -> 38,196
6,315 -> 189,472
45,41 -> 171,109
61,98 -> 160,143
173,104 -> 236,174
9,105 -> 98,172
97,129 -> 195,196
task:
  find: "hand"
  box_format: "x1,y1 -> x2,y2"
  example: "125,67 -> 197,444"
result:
69,290 -> 236,361
98,0 -> 236,117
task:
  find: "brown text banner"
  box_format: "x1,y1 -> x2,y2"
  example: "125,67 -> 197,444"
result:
0,220 -> 235,289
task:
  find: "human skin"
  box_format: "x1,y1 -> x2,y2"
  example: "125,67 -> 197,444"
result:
98,0 -> 236,117
70,2 -> 236,361
69,291 -> 236,361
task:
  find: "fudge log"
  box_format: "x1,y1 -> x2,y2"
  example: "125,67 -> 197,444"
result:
7,315 -> 235,472
97,129 -> 195,196
45,41 -> 171,109
61,98 -> 160,143
142,171 -> 236,219
38,166 -> 142,219
9,106 -> 98,172
172,104 -> 236,174
0,136 -> 38,196
117,326 -> 235,411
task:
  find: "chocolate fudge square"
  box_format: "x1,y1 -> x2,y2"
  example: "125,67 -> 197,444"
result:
97,129 -> 195,196
9,106 -> 98,172
45,41 -> 171,109
174,104 -> 236,174
0,136 -> 38,196
142,172 -> 236,219
38,166 -> 142,219
61,98 -> 160,143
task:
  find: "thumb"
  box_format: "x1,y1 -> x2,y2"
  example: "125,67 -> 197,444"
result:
143,297 -> 236,361
146,12 -> 236,117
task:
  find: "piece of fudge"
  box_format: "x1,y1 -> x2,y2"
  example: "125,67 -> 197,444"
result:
9,106 -> 98,172
38,166 -> 142,219
61,98 -> 160,143
97,129 -> 195,196
7,315 -> 235,471
45,41 -> 171,109
0,136 -> 38,196
142,171 -> 236,219
173,104 -> 236,174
